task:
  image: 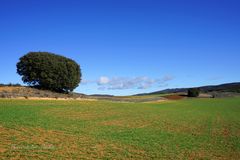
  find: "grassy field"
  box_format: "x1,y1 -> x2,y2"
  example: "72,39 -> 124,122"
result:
0,98 -> 240,159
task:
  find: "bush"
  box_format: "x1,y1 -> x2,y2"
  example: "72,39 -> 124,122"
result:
0,94 -> 7,98
188,88 -> 200,97
17,52 -> 82,93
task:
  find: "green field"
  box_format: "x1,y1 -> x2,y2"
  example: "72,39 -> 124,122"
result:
0,98 -> 240,159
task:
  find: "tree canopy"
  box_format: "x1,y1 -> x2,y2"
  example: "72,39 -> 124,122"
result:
17,52 -> 81,93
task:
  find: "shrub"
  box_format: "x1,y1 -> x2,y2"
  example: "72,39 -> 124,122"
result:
17,52 -> 82,93
188,88 -> 200,97
0,94 -> 7,98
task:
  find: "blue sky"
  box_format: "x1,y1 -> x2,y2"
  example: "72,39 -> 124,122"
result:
0,0 -> 239,95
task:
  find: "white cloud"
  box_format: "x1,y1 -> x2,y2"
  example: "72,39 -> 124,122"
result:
98,76 -> 110,85
97,76 -> 174,90
81,75 -> 174,90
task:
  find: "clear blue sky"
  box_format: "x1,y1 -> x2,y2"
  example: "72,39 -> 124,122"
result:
0,0 -> 239,95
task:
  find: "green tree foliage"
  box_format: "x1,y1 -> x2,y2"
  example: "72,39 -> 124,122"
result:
188,88 -> 200,97
17,52 -> 81,93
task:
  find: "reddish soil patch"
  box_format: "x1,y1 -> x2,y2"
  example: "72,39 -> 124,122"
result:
163,95 -> 185,100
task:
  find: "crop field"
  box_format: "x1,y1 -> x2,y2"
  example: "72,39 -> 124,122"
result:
0,97 -> 240,159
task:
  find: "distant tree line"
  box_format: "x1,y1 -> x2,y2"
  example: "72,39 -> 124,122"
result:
0,83 -> 22,87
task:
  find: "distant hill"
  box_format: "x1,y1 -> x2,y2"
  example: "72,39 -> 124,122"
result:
90,94 -> 114,97
1,82 -> 240,100
136,82 -> 240,96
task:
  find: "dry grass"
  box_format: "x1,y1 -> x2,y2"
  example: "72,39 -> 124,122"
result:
0,86 -> 23,92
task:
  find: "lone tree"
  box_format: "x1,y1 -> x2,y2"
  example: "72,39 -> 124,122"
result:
188,88 -> 200,97
17,52 -> 81,93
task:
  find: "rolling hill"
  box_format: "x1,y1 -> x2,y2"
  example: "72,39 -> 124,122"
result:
136,82 -> 240,96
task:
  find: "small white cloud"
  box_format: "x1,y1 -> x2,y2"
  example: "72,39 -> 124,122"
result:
98,76 -> 110,85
